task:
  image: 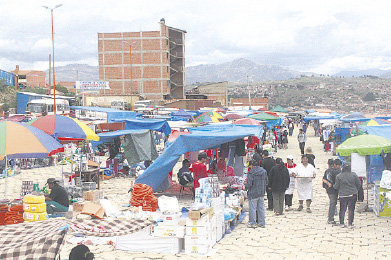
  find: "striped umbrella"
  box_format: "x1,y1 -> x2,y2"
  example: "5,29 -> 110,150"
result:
0,121 -> 63,160
31,115 -> 99,141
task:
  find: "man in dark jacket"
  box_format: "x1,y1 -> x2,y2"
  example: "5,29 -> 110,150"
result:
261,150 -> 276,210
245,160 -> 268,228
45,178 -> 69,214
268,158 -> 290,215
322,159 -> 341,224
334,163 -> 361,228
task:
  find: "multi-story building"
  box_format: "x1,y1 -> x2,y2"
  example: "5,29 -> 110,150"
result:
11,65 -> 46,88
0,69 -> 16,87
98,18 -> 186,101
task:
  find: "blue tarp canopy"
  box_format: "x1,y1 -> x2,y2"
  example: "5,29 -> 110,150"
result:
170,109 -> 194,122
303,115 -> 341,122
171,109 -> 193,118
136,124 -> 263,191
93,129 -> 148,146
359,125 -> 391,141
71,106 -> 139,123
112,118 -> 171,136
340,112 -> 369,122
375,116 -> 391,120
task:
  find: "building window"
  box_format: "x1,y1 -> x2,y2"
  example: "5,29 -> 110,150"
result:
18,75 -> 26,79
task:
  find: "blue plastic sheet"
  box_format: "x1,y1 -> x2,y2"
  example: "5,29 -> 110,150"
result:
71,106 -> 139,123
136,124 -> 263,191
360,125 -> 391,141
113,118 -> 172,136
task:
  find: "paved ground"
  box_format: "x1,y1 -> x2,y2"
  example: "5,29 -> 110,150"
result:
212,128 -> 391,259
3,128 -> 391,259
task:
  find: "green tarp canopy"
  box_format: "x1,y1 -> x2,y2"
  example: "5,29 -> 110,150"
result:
249,112 -> 280,121
271,105 -> 288,113
336,134 -> 391,156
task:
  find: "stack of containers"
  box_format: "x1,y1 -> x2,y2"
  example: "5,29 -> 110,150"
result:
23,194 -> 47,222
211,191 -> 225,241
185,213 -> 216,255
185,177 -> 221,255
20,181 -> 33,198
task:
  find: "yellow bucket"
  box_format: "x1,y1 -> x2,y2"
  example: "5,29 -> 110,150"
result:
23,203 -> 46,213
23,212 -> 47,222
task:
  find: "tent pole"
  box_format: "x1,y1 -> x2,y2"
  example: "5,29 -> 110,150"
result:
4,156 -> 7,199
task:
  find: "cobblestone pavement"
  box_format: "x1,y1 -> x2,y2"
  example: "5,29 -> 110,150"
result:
3,128 -> 391,259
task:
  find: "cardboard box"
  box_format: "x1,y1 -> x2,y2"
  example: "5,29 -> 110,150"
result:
83,190 -> 103,202
186,225 -> 210,236
72,202 -> 85,212
186,214 -> 210,227
184,235 -> 213,255
160,213 -> 181,225
188,207 -> 214,220
153,224 -> 185,238
73,201 -> 105,219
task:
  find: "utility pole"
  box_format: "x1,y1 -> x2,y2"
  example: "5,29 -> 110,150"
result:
43,4 -> 62,114
247,75 -> 252,110
48,54 -> 51,88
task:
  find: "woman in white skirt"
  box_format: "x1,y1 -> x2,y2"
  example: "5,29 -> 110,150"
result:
294,155 -> 316,213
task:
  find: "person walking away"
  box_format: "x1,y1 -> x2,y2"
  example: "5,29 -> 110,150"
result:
190,152 -> 209,190
294,155 -> 316,213
334,163 -> 361,228
45,178 -> 69,214
298,129 -> 307,155
245,160 -> 268,228
302,123 -> 307,133
285,155 -> 297,211
288,121 -> 294,136
268,158 -> 290,215
305,147 -> 316,168
252,147 -> 263,166
282,129 -> 289,149
322,159 -> 341,224
261,150 -> 276,211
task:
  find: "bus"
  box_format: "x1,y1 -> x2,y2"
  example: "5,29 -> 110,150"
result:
25,99 -> 70,117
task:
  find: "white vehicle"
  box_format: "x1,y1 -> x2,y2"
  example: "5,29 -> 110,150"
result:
133,100 -> 152,109
25,99 -> 70,117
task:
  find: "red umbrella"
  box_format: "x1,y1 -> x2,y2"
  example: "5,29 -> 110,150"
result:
224,113 -> 244,120
265,111 -> 279,117
233,118 -> 262,125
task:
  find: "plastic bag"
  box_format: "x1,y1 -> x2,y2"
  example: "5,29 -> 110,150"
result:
380,170 -> 391,189
158,196 -> 180,213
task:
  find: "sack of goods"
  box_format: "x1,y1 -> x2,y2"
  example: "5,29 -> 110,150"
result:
23,194 -> 47,222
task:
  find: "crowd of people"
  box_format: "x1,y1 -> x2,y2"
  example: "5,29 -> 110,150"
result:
245,132 -> 362,229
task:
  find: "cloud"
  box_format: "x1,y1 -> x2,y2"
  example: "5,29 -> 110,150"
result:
1,0 -> 391,74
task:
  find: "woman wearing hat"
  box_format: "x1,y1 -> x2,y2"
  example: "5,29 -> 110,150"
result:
285,155 -> 297,211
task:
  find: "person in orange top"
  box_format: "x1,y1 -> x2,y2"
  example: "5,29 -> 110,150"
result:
190,152 -> 209,189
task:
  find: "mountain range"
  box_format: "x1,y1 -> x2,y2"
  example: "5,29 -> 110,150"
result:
49,59 -> 391,84
45,64 -> 99,82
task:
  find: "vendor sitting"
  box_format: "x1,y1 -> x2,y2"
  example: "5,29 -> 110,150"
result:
177,159 -> 194,186
45,178 -> 69,214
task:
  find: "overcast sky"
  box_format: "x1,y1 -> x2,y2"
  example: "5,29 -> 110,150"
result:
1,0 -> 391,74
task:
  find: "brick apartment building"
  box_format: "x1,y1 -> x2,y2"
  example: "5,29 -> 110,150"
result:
98,18 -> 186,101
11,65 -> 46,88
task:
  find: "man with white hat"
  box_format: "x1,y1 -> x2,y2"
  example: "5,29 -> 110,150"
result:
285,155 -> 297,211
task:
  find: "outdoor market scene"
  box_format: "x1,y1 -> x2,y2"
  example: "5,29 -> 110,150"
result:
1,104 -> 391,259
2,2 -> 391,259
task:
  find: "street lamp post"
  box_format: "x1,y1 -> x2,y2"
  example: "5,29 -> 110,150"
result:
123,41 -> 136,111
42,4 -> 62,114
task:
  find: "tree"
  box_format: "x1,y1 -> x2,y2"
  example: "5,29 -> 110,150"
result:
362,92 -> 376,101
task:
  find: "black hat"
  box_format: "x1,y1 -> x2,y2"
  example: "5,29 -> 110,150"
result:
46,178 -> 58,184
